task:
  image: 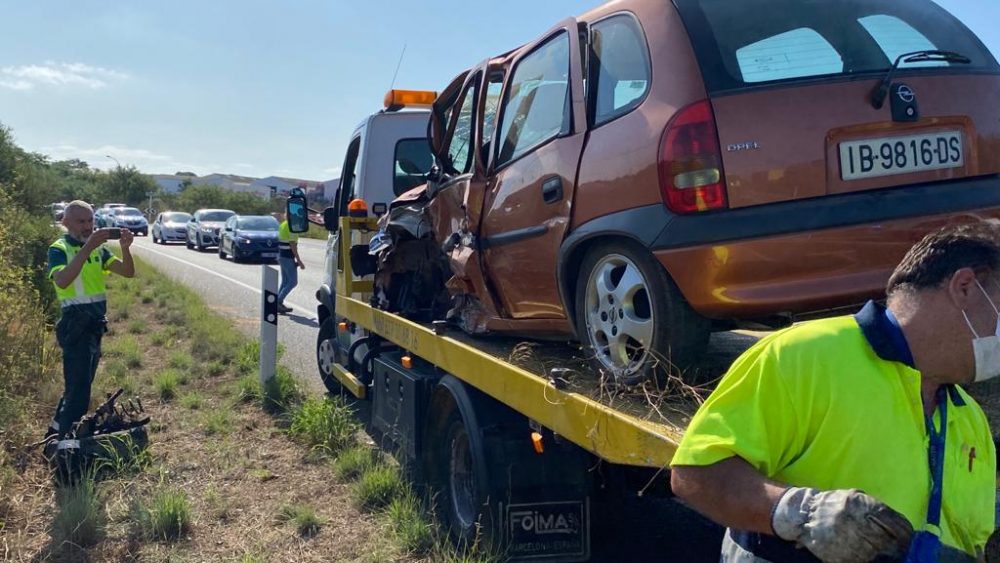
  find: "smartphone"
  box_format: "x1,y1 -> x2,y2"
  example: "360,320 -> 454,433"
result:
104,228 -> 122,240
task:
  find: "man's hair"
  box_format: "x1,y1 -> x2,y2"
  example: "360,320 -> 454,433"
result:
63,200 -> 93,218
886,220 -> 1000,296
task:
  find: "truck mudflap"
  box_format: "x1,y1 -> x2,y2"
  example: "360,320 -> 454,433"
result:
503,499 -> 591,562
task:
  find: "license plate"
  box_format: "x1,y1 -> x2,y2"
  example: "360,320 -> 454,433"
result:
839,131 -> 963,181
262,252 -> 277,258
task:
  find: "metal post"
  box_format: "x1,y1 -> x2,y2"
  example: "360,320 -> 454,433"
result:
260,265 -> 279,384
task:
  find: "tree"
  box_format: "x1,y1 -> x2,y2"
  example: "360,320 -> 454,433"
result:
101,165 -> 158,206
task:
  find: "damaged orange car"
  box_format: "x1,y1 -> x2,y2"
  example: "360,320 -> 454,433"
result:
371,0 -> 1000,384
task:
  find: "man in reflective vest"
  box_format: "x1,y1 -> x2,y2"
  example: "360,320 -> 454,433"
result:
275,211 -> 304,315
671,221 -> 998,562
46,201 -> 135,438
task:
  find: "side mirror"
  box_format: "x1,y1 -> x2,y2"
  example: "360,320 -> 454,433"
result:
287,190 -> 309,234
225,226 -> 233,232
322,207 -> 338,232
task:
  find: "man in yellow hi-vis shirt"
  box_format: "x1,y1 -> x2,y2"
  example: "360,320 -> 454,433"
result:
275,211 -> 304,315
672,222 -> 998,563
46,201 -> 135,438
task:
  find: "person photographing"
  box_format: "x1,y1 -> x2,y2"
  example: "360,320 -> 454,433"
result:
671,222 -> 998,562
46,201 -> 135,438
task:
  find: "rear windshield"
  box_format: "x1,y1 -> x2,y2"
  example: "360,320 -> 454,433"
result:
164,212 -> 191,223
238,217 -> 279,231
200,211 -> 234,222
120,208 -> 143,216
673,0 -> 1000,93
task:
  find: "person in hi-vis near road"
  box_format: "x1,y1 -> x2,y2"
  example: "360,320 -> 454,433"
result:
47,200 -> 135,438
275,210 -> 304,314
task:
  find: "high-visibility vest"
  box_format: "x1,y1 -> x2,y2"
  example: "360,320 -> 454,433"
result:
48,236 -> 113,307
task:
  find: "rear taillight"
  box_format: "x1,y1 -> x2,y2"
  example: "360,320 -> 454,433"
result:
658,100 -> 728,214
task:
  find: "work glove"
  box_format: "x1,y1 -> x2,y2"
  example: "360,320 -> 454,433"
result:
771,487 -> 913,563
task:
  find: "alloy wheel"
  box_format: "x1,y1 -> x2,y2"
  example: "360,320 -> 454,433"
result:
584,254 -> 655,379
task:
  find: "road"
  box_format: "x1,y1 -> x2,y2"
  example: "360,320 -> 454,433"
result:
128,234 -> 330,394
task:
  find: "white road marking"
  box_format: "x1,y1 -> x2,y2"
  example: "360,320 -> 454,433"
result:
132,243 -> 315,318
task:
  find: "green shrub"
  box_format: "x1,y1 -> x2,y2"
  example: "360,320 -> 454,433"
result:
167,351 -> 193,371
352,463 -> 405,512
135,488 -> 192,541
278,504 -> 323,537
262,368 -> 301,413
333,445 -> 375,481
387,493 -> 433,554
289,397 -> 357,456
128,319 -> 147,334
51,479 -> 105,548
155,370 -> 180,401
180,391 -> 203,410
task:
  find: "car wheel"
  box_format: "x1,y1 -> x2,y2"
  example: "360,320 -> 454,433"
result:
316,317 -> 344,395
141,229 -> 148,237
218,243 -> 227,259
575,241 -> 709,386
186,233 -> 194,249
196,234 -> 205,252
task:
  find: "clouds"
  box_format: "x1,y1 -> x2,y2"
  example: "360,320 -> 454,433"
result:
0,61 -> 128,91
38,143 -> 214,175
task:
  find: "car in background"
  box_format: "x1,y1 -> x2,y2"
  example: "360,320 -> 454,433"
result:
218,214 -> 280,262
50,202 -> 67,220
109,207 -> 148,236
186,208 -> 235,251
93,208 -> 111,227
151,211 -> 192,244
101,203 -> 127,210
383,0 -> 1000,385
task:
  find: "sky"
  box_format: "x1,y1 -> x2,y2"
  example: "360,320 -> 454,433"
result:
1,0 -> 997,182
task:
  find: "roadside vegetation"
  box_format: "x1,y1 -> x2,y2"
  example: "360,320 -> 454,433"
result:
0,117 -> 498,560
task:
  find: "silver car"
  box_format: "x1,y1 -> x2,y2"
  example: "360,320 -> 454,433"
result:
152,211 -> 192,244
110,207 -> 149,236
186,208 -> 235,251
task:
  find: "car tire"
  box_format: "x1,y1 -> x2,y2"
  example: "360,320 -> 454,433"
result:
186,234 -> 194,249
141,229 -> 148,237
316,317 -> 344,395
196,235 -> 205,252
218,243 -> 227,260
574,240 -> 709,386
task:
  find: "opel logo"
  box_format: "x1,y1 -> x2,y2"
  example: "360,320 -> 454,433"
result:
897,85 -> 915,103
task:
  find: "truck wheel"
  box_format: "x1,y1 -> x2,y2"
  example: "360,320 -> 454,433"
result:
316,318 -> 343,395
575,240 -> 709,386
432,406 -> 496,545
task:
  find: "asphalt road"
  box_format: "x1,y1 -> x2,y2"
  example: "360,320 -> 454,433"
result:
128,234 -> 330,394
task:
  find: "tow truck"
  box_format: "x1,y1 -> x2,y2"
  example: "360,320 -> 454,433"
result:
287,90 -> 747,561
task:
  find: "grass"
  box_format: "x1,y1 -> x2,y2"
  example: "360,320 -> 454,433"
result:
203,410 -> 233,436
96,433 -> 152,478
262,368 -> 302,414
104,335 -> 142,369
167,351 -> 194,371
352,462 -> 406,512
288,396 -> 358,456
278,504 -> 323,538
333,445 -> 376,481
179,391 -> 203,410
155,370 -> 181,401
128,319 -> 148,334
135,488 -> 192,541
51,479 -> 106,548
386,493 -> 434,554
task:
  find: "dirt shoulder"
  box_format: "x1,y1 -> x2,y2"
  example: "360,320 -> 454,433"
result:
0,259 -> 473,563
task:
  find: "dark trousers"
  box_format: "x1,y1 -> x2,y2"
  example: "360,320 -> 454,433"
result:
52,311 -> 105,433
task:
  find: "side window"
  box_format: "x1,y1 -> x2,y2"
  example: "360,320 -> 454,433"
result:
338,136 -> 363,214
592,15 -> 650,126
496,32 -> 571,166
858,15 -> 946,68
393,138 -> 433,196
735,28 -> 843,83
444,81 -> 478,175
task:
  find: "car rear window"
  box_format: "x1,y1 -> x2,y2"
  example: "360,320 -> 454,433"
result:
200,211 -> 234,222
165,212 -> 191,223
394,138 -> 433,196
673,0 -> 1000,93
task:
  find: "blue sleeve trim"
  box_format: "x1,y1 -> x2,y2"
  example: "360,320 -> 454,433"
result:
47,246 -> 67,276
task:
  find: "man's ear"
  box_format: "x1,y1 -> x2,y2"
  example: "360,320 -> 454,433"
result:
946,267 -> 980,309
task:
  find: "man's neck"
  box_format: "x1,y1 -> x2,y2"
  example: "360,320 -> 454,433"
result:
920,379 -> 942,418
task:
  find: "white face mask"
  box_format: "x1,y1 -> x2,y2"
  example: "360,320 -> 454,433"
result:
961,280 -> 1000,382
